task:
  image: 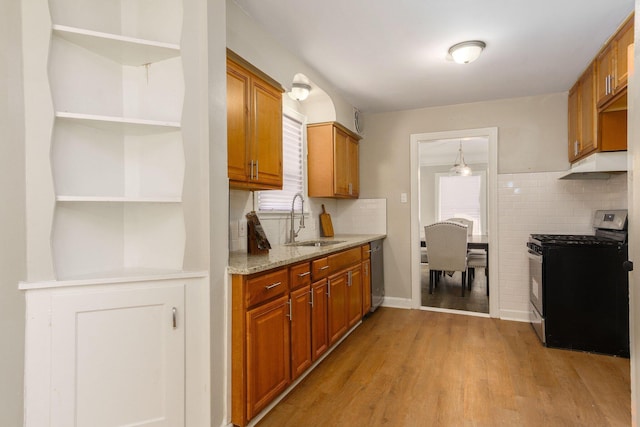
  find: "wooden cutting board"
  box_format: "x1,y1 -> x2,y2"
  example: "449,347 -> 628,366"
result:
319,204 -> 334,237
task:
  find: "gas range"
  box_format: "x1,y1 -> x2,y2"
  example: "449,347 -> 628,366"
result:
527,209 -> 627,253
527,209 -> 629,357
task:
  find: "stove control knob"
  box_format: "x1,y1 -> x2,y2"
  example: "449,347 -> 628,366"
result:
623,260 -> 634,272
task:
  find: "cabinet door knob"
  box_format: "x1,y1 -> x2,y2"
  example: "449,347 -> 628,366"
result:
623,260 -> 634,272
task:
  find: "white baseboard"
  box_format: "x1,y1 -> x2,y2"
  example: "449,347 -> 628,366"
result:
499,309 -> 530,322
380,296 -> 413,309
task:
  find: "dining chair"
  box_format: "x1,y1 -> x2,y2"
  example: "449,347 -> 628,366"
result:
447,217 -> 487,293
446,217 -> 473,236
424,221 -> 468,296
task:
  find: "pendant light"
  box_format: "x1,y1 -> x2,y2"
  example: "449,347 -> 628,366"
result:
450,141 -> 472,176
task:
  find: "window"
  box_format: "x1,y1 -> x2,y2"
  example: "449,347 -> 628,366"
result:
257,109 -> 305,212
436,172 -> 486,234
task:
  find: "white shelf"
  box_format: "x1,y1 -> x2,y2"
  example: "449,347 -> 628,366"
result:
52,25 -> 180,66
19,269 -> 207,290
52,203 -> 186,279
56,196 -> 181,203
55,112 -> 180,133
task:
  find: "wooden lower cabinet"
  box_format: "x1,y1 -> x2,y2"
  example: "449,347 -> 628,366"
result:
290,285 -> 312,380
327,270 -> 349,346
246,295 -> 291,420
311,278 -> 329,360
232,244 -> 374,426
347,266 -> 363,328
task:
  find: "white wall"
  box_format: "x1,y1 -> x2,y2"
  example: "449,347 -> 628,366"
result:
0,1 -> 26,425
207,0 -> 228,425
360,92 -> 576,305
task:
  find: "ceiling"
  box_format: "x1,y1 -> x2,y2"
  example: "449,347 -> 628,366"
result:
231,0 -> 634,113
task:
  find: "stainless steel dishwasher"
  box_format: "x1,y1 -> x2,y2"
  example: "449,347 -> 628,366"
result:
370,239 -> 384,312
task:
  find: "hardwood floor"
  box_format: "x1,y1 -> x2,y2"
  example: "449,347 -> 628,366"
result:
421,265 -> 489,314
256,308 -> 630,427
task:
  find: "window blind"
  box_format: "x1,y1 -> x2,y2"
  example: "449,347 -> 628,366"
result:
437,174 -> 483,234
258,114 -> 304,211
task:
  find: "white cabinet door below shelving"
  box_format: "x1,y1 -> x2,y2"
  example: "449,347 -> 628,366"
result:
50,283 -> 185,427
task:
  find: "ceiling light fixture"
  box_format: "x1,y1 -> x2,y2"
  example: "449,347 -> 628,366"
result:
448,40 -> 486,64
288,82 -> 311,101
450,141 -> 472,176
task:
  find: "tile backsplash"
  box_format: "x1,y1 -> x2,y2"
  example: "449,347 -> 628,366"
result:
497,171 -> 627,320
229,190 -> 387,252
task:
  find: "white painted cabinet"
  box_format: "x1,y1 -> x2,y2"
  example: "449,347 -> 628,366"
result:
51,282 -> 185,427
23,277 -> 208,427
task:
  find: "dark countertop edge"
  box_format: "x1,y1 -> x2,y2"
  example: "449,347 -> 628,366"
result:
227,234 -> 386,275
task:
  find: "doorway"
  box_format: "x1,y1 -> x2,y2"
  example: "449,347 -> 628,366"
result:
410,128 -> 499,317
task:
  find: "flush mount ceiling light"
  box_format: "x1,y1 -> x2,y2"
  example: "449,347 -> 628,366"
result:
450,141 -> 472,176
288,82 -> 311,101
448,40 -> 486,64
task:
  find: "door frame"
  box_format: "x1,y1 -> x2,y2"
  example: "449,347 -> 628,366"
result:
409,127 -> 499,317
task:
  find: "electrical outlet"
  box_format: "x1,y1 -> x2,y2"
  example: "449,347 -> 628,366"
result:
400,193 -> 408,203
238,220 -> 247,237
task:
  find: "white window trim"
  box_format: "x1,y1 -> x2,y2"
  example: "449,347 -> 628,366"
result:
254,106 -> 309,218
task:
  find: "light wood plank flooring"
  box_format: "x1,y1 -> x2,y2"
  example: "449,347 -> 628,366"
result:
257,308 -> 630,427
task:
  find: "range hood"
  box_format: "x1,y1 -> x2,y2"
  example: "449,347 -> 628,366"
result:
559,151 -> 627,180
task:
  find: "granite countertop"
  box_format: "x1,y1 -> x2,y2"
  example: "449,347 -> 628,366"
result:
228,234 -> 386,275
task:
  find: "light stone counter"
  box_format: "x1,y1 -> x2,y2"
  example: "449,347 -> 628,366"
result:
227,234 -> 386,275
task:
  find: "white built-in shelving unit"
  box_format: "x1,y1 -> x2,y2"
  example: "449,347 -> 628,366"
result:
21,1 -> 210,425
47,1 -> 187,280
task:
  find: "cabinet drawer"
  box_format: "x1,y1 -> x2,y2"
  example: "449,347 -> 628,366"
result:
312,257 -> 330,281
328,247 -> 362,275
245,268 -> 289,308
361,244 -> 371,260
290,262 -> 311,290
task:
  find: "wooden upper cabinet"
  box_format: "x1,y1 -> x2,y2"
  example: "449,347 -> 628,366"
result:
568,63 -> 597,163
596,15 -> 634,108
227,50 -> 284,191
227,61 -> 251,183
615,18 -> 634,90
568,13 -> 632,163
308,122 -> 361,199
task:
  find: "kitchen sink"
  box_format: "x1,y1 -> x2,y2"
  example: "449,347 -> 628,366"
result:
286,240 -> 345,247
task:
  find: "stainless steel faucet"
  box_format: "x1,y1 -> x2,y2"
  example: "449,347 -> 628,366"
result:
288,192 -> 305,243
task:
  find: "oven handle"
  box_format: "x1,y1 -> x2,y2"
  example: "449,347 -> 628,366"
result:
527,250 -> 542,263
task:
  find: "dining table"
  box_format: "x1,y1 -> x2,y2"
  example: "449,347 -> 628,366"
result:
421,234 -> 489,293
